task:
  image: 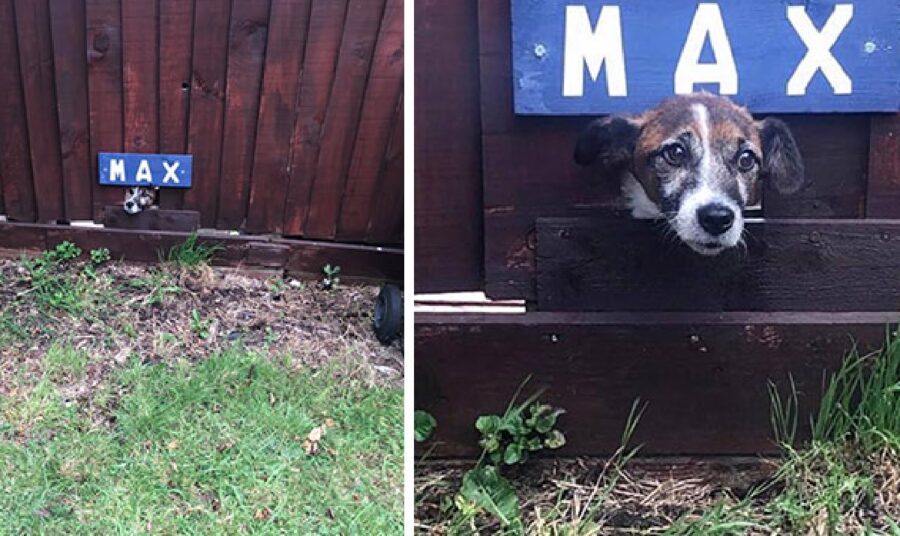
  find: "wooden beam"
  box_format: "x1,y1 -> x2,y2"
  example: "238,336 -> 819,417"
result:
865,114 -> 900,218
415,312 -> 897,457
0,221 -> 401,282
537,218 -> 900,312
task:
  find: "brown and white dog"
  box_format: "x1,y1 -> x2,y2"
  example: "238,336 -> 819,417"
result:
123,186 -> 158,215
574,93 -> 804,255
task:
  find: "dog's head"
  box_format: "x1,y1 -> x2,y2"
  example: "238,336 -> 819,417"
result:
574,93 -> 804,255
123,187 -> 157,215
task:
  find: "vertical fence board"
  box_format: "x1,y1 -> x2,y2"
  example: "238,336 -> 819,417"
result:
0,0 -> 36,221
86,0 -> 124,220
303,0 -> 386,239
336,0 -> 402,241
14,0 -> 65,223
243,0 -> 312,234
122,0 -> 159,155
865,114 -> 900,218
281,0 -> 348,236
365,94 -> 403,245
49,0 -> 92,221
158,0 -> 195,210
216,0 -> 270,230
183,0 -> 231,227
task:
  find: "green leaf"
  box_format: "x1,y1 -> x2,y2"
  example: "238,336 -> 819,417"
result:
544,430 -> 566,449
503,443 -> 523,465
533,406 -> 565,434
459,466 -> 523,533
475,415 -> 502,434
525,437 -> 543,451
414,410 -> 437,442
499,413 -> 527,435
479,434 -> 500,453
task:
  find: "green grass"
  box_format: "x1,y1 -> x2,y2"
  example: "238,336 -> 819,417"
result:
0,349 -> 402,534
164,234 -> 223,268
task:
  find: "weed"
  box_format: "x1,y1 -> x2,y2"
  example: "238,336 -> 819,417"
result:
43,344 -> 89,381
323,264 -> 341,290
163,233 -> 222,267
415,410 -> 437,442
190,308 -> 210,339
90,248 -> 111,265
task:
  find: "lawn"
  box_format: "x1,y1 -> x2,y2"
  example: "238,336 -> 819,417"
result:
0,241 -> 403,534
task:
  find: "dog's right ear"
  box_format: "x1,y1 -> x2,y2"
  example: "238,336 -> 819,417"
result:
573,116 -> 642,170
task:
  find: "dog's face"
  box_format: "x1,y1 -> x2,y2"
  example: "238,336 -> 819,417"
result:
574,93 -> 804,255
123,187 -> 157,215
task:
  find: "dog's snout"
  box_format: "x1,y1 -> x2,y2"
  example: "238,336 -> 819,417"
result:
697,204 -> 735,236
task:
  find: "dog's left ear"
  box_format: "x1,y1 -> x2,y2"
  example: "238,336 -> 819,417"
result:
574,116 -> 642,174
757,118 -> 805,195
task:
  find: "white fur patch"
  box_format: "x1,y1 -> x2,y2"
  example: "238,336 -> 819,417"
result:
622,174 -> 662,219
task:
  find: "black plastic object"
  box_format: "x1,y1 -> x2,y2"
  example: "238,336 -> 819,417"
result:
374,284 -> 402,344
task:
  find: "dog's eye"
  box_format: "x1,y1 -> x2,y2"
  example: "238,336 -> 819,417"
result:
736,150 -> 757,172
661,144 -> 687,166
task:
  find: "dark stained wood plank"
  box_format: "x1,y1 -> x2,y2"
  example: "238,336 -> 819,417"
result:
335,0 -> 402,241
413,0 -> 484,292
102,206 -> 200,232
243,0 -> 312,234
49,0 -> 92,221
415,313 -> 894,456
182,0 -> 232,227
215,0 -> 270,230
302,0 -> 386,239
0,221 -> 401,282
14,0 -> 65,223
0,0 -> 36,221
122,0 -> 159,157
280,0 -> 349,236
86,0 -> 125,220
762,114 -> 870,219
865,114 -> 900,218
157,0 -> 195,210
365,94 -> 403,246
537,218 -> 900,312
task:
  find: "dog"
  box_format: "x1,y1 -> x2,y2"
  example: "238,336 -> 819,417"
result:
123,186 -> 158,215
574,93 -> 804,255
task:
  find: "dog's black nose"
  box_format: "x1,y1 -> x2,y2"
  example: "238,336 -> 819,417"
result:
697,204 -> 735,236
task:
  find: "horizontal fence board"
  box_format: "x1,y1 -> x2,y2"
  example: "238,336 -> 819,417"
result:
0,221 -> 401,282
415,312 -> 895,457
102,206 -> 200,232
537,218 -> 900,312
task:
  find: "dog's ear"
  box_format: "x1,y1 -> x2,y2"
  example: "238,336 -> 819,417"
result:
757,117 -> 805,195
574,116 -> 641,173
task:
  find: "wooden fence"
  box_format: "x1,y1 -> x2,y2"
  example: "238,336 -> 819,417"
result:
415,0 -> 900,456
0,0 -> 402,247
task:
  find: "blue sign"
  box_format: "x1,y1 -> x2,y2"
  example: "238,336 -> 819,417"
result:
512,1 -> 899,115
98,153 -> 192,188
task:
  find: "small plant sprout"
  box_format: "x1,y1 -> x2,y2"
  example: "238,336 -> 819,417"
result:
415,410 -> 437,442
164,233 -> 223,268
90,248 -> 111,265
322,264 -> 341,290
190,309 -> 211,340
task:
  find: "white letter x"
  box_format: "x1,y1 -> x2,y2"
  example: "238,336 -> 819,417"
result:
786,4 -> 853,96
163,161 -> 180,184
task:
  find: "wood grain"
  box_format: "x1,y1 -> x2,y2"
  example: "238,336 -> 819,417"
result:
243,0 -> 312,235
365,94 -> 403,245
537,218 -> 900,312
158,0 -> 195,210
49,0 -> 92,221
415,312 -> 894,456
280,0 -> 349,236
14,0 -> 64,222
216,0 -> 271,230
86,0 -> 125,220
336,0 -> 403,240
303,0 -> 386,239
414,0 -> 485,292
102,206 -> 200,232
865,114 -> 900,218
0,0 -> 36,221
183,0 -> 232,227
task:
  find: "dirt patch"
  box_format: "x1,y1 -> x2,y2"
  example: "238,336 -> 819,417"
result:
0,257 -> 402,437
